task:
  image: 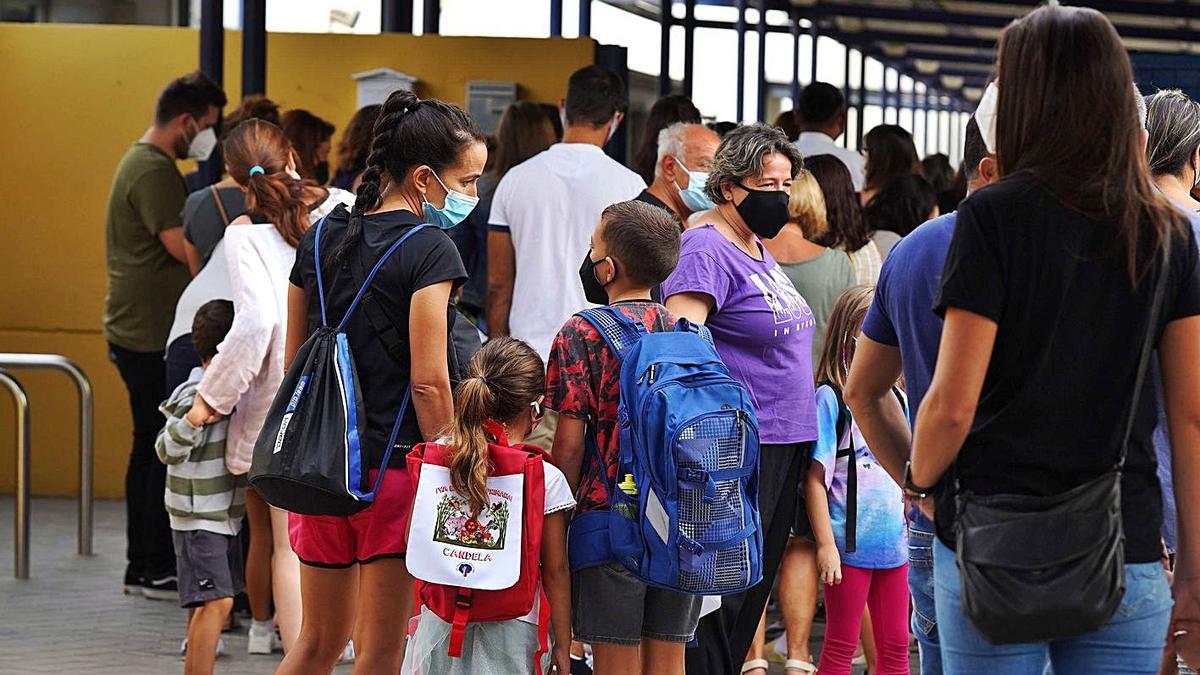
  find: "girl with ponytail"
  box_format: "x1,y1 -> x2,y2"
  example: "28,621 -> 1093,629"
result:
403,338 -> 574,675
187,119 -> 355,656
280,90 -> 486,674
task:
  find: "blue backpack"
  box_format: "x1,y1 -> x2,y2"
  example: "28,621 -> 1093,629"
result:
566,306 -> 763,595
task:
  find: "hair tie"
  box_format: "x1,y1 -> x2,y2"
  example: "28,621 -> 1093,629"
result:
248,165 -> 265,176
479,376 -> 493,389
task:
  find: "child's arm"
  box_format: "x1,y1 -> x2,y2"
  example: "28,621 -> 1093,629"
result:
551,416 -> 586,495
155,402 -> 204,466
540,510 -> 572,674
806,462 -> 841,585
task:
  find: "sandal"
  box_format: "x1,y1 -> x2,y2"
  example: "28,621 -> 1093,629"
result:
741,659 -> 770,675
786,658 -> 817,673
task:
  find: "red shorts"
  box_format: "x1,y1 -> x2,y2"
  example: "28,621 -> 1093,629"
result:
288,468 -> 414,567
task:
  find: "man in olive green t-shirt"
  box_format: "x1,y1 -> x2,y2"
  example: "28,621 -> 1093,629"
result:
104,71 -> 225,599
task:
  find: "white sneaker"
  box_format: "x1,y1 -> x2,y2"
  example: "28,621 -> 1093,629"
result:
338,640 -> 355,664
248,621 -> 282,654
179,637 -> 227,660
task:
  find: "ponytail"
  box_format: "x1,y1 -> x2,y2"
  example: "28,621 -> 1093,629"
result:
223,119 -> 322,247
443,338 -> 546,517
446,377 -> 496,517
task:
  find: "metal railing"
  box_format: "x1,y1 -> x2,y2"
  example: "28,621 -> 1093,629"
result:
0,354 -> 94,578
0,370 -> 30,578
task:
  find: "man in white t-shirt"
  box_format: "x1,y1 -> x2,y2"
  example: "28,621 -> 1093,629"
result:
486,65 -> 645,358
794,82 -> 866,193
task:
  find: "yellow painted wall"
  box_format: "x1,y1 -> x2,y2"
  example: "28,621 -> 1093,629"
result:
0,22 -> 594,497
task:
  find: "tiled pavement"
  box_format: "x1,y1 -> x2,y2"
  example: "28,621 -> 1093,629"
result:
0,498 -> 913,674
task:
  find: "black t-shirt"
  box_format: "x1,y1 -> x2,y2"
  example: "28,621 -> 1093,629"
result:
289,204 -> 467,469
635,188 -> 671,213
933,175 -> 1200,563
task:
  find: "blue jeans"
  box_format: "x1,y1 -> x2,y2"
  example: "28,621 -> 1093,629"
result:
933,540 -> 1172,674
908,513 -> 942,674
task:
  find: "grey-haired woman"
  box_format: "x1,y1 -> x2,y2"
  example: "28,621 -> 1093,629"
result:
661,124 -> 818,675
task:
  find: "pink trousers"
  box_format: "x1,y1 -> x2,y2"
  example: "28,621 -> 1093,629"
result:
818,563 -> 910,675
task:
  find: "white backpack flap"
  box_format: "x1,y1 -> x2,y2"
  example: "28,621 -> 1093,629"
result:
407,463 -> 525,590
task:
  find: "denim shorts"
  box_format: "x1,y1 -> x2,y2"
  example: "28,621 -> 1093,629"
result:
572,562 -> 703,645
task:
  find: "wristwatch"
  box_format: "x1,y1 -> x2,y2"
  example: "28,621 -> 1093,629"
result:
903,461 -> 935,499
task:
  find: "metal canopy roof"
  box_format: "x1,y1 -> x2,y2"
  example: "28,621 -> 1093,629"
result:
615,0 -> 1200,105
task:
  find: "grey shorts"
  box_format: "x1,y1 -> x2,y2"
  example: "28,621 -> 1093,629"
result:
572,562 -> 703,646
172,530 -> 244,608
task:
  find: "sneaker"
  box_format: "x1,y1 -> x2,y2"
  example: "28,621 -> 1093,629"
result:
142,574 -> 178,601
179,638 -> 227,660
247,621 -> 282,655
338,640 -> 355,664
122,568 -> 143,596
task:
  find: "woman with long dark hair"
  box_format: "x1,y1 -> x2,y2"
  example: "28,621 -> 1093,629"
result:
279,90 -> 484,674
281,109 -> 336,184
331,104 -> 382,191
807,155 -> 880,284
861,125 -> 921,206
908,5 -> 1200,672
186,119 -> 355,655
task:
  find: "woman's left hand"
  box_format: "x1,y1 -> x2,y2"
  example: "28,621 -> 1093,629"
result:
186,393 -> 222,427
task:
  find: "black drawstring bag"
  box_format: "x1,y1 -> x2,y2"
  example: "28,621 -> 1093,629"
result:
954,240 -> 1169,644
249,218 -> 427,516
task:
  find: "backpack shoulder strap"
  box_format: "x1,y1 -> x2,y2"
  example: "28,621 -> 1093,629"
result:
826,383 -> 858,554
335,224 -> 429,331
576,306 -> 646,363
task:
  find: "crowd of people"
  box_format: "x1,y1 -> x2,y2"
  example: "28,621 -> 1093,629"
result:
101,4 -> 1200,674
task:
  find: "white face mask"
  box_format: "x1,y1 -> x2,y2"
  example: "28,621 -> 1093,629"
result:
186,120 -> 217,162
974,82 -> 999,155
605,112 -> 620,144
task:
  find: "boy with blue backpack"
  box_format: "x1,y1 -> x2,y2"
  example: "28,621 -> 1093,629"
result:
547,200 -> 763,675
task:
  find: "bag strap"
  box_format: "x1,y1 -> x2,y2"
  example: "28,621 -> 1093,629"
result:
447,588 -> 473,658
532,586 -> 551,675
210,185 -> 231,227
337,225 -> 429,331
576,306 -> 646,363
827,384 -> 857,553
357,386 -> 412,500
1118,235 -> 1173,469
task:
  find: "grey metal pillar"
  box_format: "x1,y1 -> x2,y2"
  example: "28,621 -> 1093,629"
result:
1,370 -> 29,579
925,90 -> 935,155
382,0 -> 413,32
683,0 -> 696,97
736,0 -> 747,121
842,45 -> 851,147
197,0 -> 224,187
855,48 -> 865,150
756,0 -> 768,122
241,0 -> 266,97
422,0 -> 439,34
579,0 -> 591,36
659,0 -> 672,96
551,0 -> 563,36
789,9 -> 800,105
809,22 -> 818,84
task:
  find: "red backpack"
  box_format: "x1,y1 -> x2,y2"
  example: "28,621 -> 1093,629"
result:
405,420 -> 549,671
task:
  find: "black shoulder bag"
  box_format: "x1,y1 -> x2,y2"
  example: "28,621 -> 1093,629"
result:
954,240 -> 1170,645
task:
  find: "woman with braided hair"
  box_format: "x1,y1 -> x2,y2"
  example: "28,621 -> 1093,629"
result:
279,90 -> 485,673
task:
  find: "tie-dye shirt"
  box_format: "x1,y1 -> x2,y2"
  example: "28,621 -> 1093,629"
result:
811,384 -> 907,569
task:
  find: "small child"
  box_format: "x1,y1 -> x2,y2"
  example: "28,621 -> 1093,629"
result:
545,200 -> 697,674
403,337 -> 575,674
806,286 -> 909,675
155,299 -> 246,675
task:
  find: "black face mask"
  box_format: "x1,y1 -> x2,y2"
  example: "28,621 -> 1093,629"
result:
579,250 -> 613,305
734,183 -> 790,239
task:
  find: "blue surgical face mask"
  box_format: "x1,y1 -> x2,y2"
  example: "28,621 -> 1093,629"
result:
422,170 -> 479,229
673,157 -> 715,212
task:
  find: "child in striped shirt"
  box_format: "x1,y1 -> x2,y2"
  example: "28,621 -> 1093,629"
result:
156,299 -> 245,674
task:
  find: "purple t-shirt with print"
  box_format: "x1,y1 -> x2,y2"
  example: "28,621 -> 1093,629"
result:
661,225 -> 818,444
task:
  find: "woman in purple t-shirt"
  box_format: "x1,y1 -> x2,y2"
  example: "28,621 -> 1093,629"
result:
661,124 -> 818,675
